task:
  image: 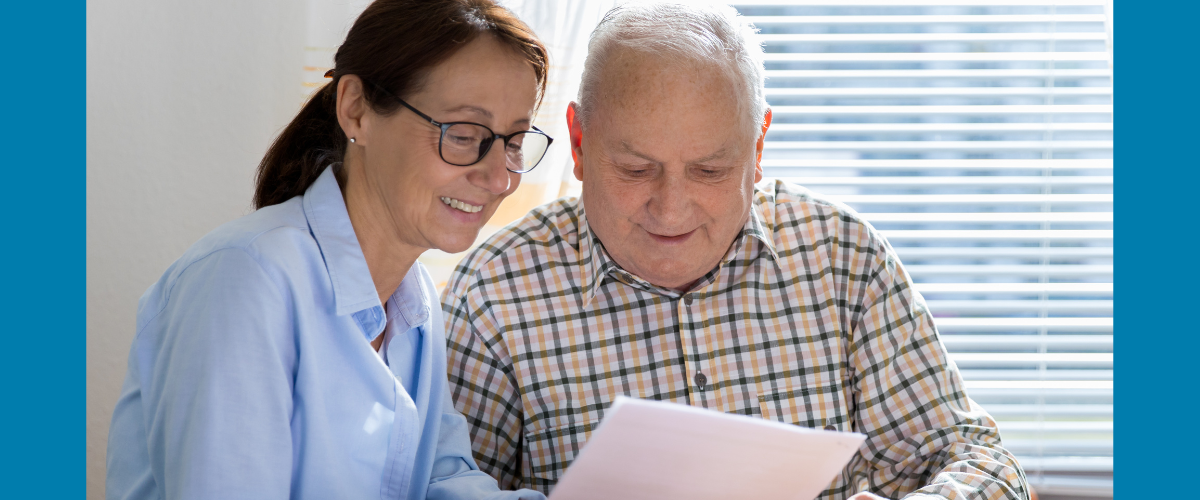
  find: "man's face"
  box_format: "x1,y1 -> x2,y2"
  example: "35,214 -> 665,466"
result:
569,50 -> 768,291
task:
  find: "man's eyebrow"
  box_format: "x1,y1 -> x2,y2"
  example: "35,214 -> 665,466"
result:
686,148 -> 730,165
619,141 -> 662,164
619,141 -> 732,165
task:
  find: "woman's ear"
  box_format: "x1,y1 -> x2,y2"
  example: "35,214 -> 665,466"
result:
335,75 -> 369,146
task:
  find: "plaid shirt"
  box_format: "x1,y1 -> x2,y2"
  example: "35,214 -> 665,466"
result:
442,179 -> 1029,500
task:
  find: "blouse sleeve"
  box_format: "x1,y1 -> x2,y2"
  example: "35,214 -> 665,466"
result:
128,248 -> 297,499
421,261 -> 544,500
425,375 -> 546,500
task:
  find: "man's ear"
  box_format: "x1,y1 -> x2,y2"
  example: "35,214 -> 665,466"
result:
567,102 -> 585,181
335,75 -> 368,147
754,108 -> 773,184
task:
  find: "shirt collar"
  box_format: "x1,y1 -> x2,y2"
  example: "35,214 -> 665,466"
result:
745,194 -> 780,262
385,264 -> 432,332
578,203 -> 615,305
302,166 -> 381,317
579,194 -> 779,306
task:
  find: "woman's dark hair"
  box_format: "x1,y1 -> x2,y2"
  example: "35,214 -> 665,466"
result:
253,0 -> 549,209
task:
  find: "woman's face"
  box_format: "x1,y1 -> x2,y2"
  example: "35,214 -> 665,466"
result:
351,35 -> 538,255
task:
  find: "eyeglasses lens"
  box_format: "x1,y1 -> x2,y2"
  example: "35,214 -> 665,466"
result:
440,124 -> 489,165
441,123 -> 549,173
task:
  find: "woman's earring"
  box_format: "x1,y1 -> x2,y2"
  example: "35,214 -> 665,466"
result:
349,137 -> 356,144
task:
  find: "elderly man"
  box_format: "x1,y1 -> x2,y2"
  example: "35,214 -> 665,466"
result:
442,3 -> 1028,500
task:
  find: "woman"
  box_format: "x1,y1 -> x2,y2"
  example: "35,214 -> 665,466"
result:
105,1 -> 551,499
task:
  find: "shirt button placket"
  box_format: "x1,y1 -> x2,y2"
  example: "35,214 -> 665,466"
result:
680,293 -> 709,408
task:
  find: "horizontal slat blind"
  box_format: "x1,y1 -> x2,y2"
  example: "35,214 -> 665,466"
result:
731,2 -> 1112,497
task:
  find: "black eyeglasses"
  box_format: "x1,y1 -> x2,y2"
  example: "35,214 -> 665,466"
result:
366,80 -> 553,174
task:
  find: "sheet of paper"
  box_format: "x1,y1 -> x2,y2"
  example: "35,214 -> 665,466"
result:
549,396 -> 866,500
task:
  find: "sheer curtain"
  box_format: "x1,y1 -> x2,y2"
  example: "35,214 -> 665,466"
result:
300,0 -> 371,102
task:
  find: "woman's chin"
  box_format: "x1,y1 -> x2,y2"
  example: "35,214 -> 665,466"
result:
434,233 -> 478,255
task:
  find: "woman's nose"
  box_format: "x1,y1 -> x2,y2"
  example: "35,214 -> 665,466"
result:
472,143 -> 513,195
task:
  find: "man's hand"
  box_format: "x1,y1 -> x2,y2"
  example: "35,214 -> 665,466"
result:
849,493 -> 890,500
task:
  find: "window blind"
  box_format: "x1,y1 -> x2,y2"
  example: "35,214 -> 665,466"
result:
729,2 -> 1113,497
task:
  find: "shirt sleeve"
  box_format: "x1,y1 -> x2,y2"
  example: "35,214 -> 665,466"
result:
846,232 -> 1030,500
441,277 -> 528,491
136,248 -> 296,499
426,375 -> 546,500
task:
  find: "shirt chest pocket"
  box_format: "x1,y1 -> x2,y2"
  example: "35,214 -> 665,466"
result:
523,418 -> 600,492
758,381 -> 850,431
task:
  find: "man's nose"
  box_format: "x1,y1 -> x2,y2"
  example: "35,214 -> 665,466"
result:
647,170 -> 691,227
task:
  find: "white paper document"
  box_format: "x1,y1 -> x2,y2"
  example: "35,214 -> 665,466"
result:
549,396 -> 866,500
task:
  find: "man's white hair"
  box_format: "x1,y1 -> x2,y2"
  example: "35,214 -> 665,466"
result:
576,2 -> 767,136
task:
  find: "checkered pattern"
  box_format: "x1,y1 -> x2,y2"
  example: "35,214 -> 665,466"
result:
442,179 -> 1029,500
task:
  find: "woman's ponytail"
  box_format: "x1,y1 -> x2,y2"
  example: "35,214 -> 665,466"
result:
253,82 -> 345,209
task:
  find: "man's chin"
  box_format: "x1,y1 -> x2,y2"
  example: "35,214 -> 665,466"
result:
629,260 -> 705,291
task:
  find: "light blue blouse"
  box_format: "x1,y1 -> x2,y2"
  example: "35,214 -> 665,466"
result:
106,166 -> 543,500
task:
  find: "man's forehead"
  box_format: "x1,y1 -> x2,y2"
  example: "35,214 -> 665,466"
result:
588,47 -> 753,134
587,74 -> 752,157
599,48 -> 727,95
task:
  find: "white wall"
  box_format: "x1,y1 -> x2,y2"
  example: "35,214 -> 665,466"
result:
87,1 -> 306,497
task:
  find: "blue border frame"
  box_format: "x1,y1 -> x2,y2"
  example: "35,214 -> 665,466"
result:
1117,2 -> 1196,498
0,1 -> 85,497
0,0 -> 1176,497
